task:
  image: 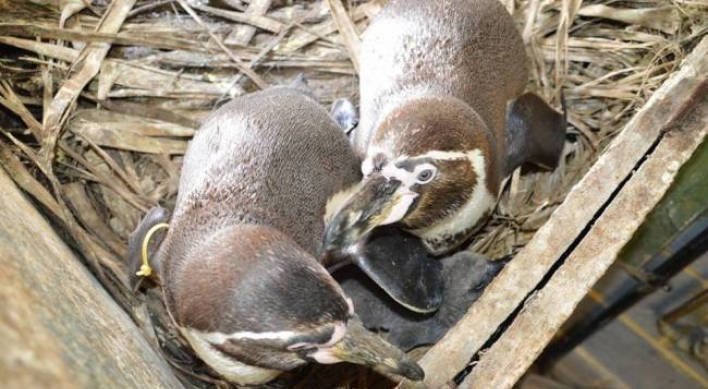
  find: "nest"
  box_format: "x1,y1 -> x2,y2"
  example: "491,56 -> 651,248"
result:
1,0 -> 707,388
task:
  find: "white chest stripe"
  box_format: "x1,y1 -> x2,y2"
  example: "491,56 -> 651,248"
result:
411,149 -> 495,243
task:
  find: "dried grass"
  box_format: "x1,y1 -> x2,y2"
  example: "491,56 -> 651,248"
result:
0,0 -> 707,388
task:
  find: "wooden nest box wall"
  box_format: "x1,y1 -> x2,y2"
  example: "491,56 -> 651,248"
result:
1,1 -> 707,389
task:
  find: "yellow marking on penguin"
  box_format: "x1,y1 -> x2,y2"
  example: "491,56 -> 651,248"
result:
137,223 -> 170,277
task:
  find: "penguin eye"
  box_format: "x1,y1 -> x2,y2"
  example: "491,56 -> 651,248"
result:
416,167 -> 436,184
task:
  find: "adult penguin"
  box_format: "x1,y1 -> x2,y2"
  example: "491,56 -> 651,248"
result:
127,85 -> 423,385
324,0 -> 566,261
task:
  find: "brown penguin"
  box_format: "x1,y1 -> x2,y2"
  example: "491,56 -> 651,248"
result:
324,0 -> 566,258
127,86 -> 424,385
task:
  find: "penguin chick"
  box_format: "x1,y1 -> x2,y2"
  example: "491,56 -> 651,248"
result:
336,237 -> 505,351
323,0 -> 566,258
127,87 -> 423,385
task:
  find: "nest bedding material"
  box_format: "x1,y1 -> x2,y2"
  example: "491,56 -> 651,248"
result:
1,0 -> 707,388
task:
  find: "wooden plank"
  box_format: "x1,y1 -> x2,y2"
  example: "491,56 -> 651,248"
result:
0,166 -> 184,389
459,64 -> 708,389
398,36 -> 708,389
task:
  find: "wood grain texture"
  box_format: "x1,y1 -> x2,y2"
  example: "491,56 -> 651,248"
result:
398,36 -> 708,389
460,82 -> 708,389
0,166 -> 184,389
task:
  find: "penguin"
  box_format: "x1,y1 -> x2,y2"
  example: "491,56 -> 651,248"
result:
336,240 -> 506,351
126,86 -> 424,385
323,0 -> 566,264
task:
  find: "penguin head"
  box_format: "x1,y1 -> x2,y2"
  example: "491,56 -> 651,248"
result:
324,96 -> 498,256
167,225 -> 423,384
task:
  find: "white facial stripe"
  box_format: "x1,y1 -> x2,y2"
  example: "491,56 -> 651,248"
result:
380,164 -> 418,187
286,321 -> 346,352
411,149 -> 495,247
380,190 -> 417,225
181,322 -> 348,381
380,160 -> 437,187
361,157 -> 374,176
325,322 -> 346,347
363,149 -> 464,181
345,297 -> 355,316
181,328 -> 280,385
406,150 -> 470,161
199,329 -> 299,343
189,320 -> 347,347
324,182 -> 364,224
361,147 -> 389,178
305,322 -> 347,364
309,348 -> 343,364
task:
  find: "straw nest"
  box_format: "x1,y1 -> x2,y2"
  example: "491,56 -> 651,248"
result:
1,0 -> 707,388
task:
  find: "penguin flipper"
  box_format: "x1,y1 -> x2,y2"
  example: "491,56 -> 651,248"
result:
337,264 -> 441,352
330,98 -> 358,135
127,205 -> 171,292
504,92 -> 566,177
352,226 -> 444,314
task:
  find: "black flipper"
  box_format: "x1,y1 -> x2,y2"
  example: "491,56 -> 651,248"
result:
127,206 -> 171,292
341,226 -> 444,314
330,98 -> 358,135
338,250 -> 506,351
504,92 -> 567,177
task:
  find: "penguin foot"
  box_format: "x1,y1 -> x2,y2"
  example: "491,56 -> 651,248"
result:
127,206 -> 171,292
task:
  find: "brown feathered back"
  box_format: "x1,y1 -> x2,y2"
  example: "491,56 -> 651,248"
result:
354,0 -> 527,160
162,87 -> 360,265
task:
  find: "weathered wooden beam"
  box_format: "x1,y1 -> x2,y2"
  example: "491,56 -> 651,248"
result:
0,166 -> 184,389
620,138 -> 708,269
461,80 -> 708,389
540,139 -> 708,364
398,35 -> 708,389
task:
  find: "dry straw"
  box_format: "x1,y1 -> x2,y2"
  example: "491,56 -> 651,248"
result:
0,0 -> 706,388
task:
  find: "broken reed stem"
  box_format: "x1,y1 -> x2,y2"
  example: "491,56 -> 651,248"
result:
176,0 -> 269,90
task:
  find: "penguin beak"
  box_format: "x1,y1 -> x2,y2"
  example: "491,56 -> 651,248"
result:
323,174 -> 417,253
314,318 -> 424,381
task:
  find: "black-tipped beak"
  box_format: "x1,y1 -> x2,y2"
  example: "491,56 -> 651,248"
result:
323,174 -> 416,253
327,318 -> 424,381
